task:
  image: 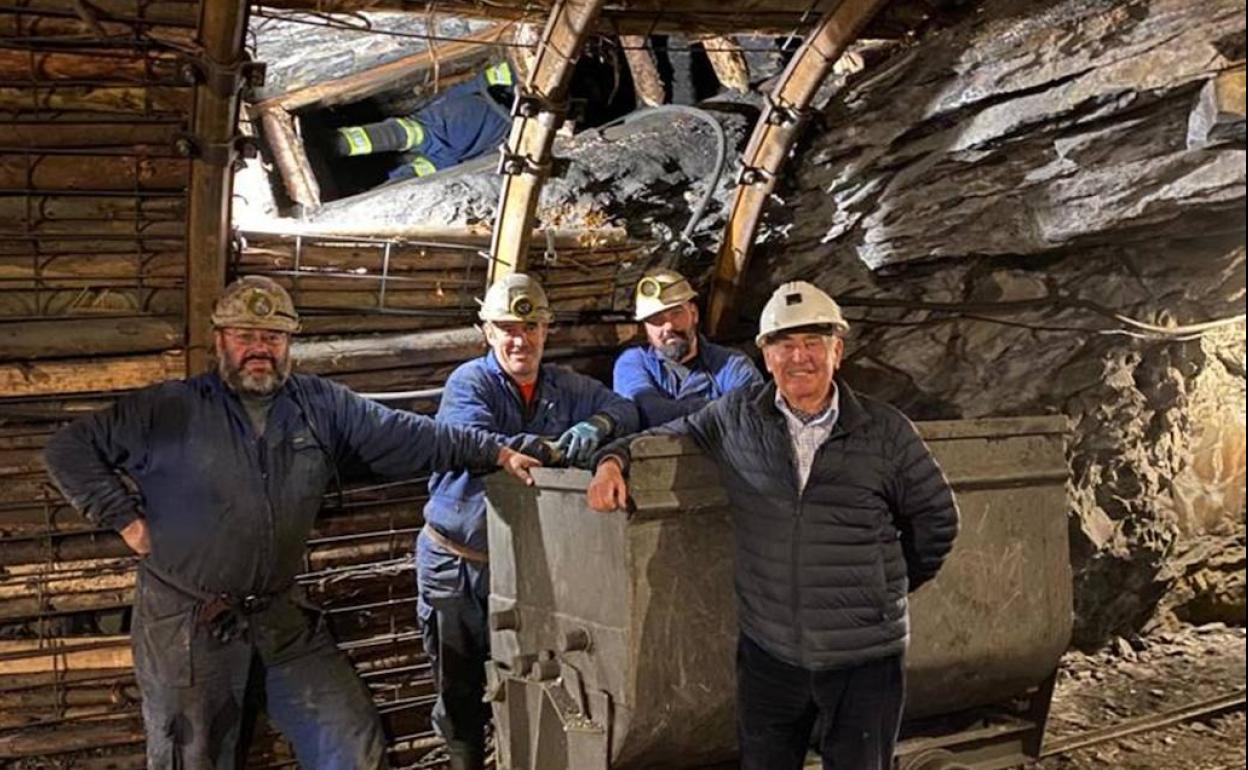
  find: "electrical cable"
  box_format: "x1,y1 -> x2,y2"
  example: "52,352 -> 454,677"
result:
593,105 -> 728,245
838,295 -> 1247,340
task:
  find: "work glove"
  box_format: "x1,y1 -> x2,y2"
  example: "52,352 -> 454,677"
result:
554,415 -> 613,467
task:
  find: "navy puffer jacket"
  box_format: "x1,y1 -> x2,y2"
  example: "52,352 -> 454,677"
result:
599,379 -> 959,670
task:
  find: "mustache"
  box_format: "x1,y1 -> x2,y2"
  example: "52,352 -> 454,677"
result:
242,354 -> 277,366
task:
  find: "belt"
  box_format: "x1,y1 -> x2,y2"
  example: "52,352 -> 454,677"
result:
422,524 -> 489,564
140,561 -> 287,643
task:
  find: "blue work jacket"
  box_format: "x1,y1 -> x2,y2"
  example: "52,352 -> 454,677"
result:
424,353 -> 639,552
44,372 -> 503,598
613,337 -> 763,428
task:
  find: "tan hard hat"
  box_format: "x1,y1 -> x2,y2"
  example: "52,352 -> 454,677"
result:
479,273 -> 555,324
634,268 -> 698,322
211,276 -> 300,333
756,281 -> 849,347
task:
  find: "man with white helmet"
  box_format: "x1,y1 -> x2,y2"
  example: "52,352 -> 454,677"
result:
418,273 -> 639,770
43,275 -> 541,770
614,268 -> 763,428
587,281 -> 959,770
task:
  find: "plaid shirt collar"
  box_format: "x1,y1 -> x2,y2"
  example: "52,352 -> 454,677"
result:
774,383 -> 841,430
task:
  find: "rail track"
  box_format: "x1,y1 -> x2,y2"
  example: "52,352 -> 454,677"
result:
1038,687 -> 1247,761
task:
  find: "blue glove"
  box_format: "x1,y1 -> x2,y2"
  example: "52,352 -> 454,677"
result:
554,416 -> 612,467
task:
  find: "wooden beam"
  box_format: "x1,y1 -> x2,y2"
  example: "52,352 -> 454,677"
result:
487,0 -> 608,286
701,36 -> 750,92
257,106 -> 322,211
0,352 -> 185,398
0,317 -> 183,362
185,0 -> 249,376
707,0 -> 889,336
621,36 -> 666,107
254,24 -> 511,112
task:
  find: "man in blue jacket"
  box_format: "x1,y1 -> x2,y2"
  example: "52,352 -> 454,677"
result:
418,273 -> 639,770
43,276 -> 540,770
614,268 -> 762,428
332,61 -> 516,182
589,282 -> 959,770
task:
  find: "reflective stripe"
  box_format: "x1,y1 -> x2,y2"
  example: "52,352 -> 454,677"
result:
485,61 -> 514,87
336,126 -> 373,156
396,117 -> 425,151
409,156 -> 438,177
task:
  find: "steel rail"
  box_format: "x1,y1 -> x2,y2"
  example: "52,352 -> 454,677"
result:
1040,688 -> 1248,758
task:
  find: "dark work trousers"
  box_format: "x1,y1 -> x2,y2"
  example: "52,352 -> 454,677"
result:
415,532 -> 492,764
132,566 -> 389,770
737,634 -> 906,770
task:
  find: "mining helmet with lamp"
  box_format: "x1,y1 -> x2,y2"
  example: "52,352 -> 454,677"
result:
478,273 -> 555,324
211,275 -> 301,334
756,281 -> 849,348
634,268 -> 698,322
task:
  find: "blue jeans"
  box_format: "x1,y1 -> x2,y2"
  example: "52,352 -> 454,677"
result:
415,532 -> 492,757
132,567 -> 389,770
737,634 -> 906,770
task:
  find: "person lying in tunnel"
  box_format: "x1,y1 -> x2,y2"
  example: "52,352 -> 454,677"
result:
417,273 -> 639,770
330,61 -> 517,182
614,267 -> 763,428
43,276 -> 541,770
588,281 -> 961,770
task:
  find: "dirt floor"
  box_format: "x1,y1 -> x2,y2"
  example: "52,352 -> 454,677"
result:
1029,623 -> 1246,770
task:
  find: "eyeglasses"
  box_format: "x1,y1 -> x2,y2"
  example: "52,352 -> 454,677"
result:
222,329 -> 290,348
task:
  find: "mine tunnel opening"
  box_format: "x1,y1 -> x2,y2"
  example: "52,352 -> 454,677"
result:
283,45 -> 641,206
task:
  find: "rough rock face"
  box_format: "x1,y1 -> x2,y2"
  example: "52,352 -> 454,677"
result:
746,0 -> 1246,647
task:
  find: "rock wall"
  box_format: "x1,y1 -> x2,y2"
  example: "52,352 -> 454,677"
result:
744,0 -> 1246,647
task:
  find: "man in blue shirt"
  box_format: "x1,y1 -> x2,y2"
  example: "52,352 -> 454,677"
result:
614,268 -> 763,428
417,273 -> 639,770
43,276 -> 540,770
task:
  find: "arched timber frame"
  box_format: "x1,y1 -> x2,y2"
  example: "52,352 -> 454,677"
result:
707,0 -> 890,336
486,0 -> 607,285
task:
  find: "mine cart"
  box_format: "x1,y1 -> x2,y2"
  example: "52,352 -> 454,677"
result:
484,417 -> 1071,770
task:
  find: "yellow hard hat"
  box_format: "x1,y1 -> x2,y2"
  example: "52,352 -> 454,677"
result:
634,268 -> 698,322
756,281 -> 849,347
211,276 -> 300,333
479,273 -> 555,324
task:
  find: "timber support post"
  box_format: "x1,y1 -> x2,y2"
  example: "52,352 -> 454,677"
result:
486,0 -> 607,286
185,0 -> 252,375
707,0 -> 888,337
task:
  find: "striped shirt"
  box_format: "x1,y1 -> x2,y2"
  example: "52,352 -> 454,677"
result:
775,385 -> 841,492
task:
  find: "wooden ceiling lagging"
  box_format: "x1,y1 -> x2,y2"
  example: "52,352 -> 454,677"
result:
257,0 -> 846,35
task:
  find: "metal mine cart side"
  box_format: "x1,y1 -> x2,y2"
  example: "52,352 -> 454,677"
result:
484,416 -> 1072,770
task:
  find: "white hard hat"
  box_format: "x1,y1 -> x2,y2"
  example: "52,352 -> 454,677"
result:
634,268 -> 698,322
479,273 -> 555,324
756,281 -> 849,347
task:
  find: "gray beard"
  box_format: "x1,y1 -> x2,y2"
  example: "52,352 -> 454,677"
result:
656,334 -> 695,363
220,356 -> 291,397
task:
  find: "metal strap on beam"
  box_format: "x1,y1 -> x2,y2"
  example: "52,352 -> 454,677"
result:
707,0 -> 889,337
486,0 -> 606,286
